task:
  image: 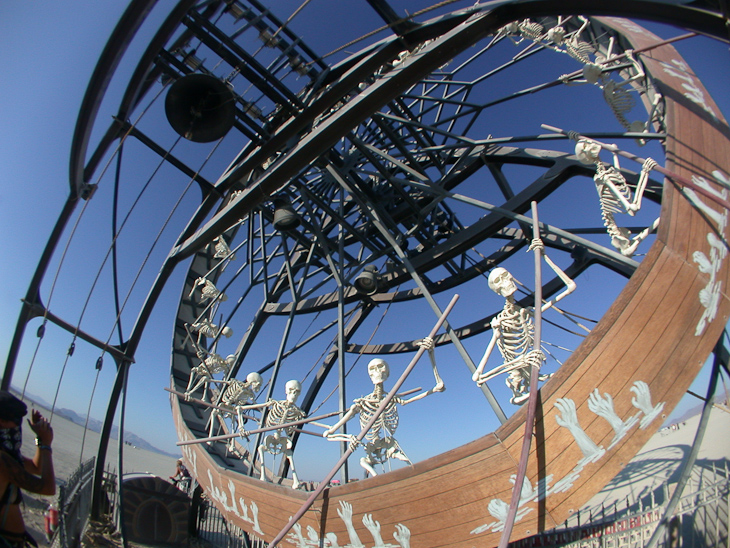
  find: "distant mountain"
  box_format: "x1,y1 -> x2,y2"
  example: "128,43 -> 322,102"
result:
53,407 -> 177,457
11,387 -> 177,458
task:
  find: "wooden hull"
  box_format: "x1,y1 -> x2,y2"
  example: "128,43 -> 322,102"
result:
172,18 -> 730,547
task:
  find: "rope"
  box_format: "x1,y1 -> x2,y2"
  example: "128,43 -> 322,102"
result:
318,0 -> 470,61
308,288 -> 399,416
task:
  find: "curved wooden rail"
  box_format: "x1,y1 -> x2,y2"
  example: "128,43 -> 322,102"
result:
170,17 -> 730,547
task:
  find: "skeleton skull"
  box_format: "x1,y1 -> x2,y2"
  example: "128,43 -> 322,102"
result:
285,380 -> 301,403
246,372 -> 263,392
367,358 -> 390,384
575,138 -> 602,165
547,25 -> 565,45
488,267 -> 517,297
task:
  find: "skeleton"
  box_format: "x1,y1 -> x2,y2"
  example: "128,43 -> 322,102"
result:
497,18 -> 544,43
562,42 -> 648,133
212,236 -> 236,272
239,380 -> 306,489
185,319 -> 232,348
208,373 -> 263,451
189,277 -> 227,319
472,239 -> 576,404
324,337 -> 444,477
185,349 -> 236,402
575,137 -> 658,256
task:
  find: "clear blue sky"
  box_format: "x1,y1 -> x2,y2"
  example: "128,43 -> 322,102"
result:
0,1 -> 728,480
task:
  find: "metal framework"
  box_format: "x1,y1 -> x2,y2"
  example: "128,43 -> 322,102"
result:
3,0 -> 729,542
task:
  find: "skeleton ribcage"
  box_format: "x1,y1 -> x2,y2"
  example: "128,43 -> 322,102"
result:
205,356 -> 229,375
265,401 -> 304,436
357,396 -> 400,442
565,38 -> 593,64
222,380 -> 253,406
496,310 -> 534,364
596,171 -> 631,215
603,84 -> 636,130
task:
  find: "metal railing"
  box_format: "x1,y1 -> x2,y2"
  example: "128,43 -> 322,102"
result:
510,461 -> 729,548
51,458 -> 96,548
195,494 -> 267,548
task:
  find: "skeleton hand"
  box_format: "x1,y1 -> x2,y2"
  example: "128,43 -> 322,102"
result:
587,389 -> 615,417
641,157 -> 657,173
337,501 -> 354,524
362,514 -> 385,546
394,524 -> 411,548
418,336 -> 434,352
630,381 -> 653,414
528,238 -> 544,254
554,398 -> 580,430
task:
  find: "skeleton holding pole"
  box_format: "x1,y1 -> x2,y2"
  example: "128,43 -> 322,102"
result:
238,380 -> 306,489
574,135 -> 658,257
208,372 -> 263,452
185,349 -> 236,402
472,239 -> 576,404
541,124 -> 659,256
323,337 -> 444,477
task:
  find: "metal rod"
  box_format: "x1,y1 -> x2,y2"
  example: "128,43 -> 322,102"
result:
498,201 -> 543,548
268,293 -> 459,547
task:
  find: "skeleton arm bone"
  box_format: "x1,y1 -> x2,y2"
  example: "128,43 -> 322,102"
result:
323,403 -> 360,438
537,243 -> 577,312
473,319 -> 500,382
421,336 -> 444,389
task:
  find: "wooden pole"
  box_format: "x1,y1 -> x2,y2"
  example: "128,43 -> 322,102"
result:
176,410 -> 343,445
268,293 -> 459,547
498,202 -> 544,548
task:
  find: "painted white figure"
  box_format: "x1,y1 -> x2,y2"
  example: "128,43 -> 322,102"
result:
685,170 -> 730,335
472,239 -> 576,404
185,349 -> 236,402
208,373 -> 263,449
588,388 -> 639,448
574,138 -> 658,256
324,337 -> 444,477
630,380 -> 665,429
554,397 -> 605,462
186,318 -> 233,348
241,380 -> 306,489
337,501 -> 364,548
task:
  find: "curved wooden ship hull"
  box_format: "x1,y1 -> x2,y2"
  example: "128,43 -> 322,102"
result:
170,15 -> 730,548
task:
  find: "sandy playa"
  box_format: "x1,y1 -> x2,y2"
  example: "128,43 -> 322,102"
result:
15,399 -> 730,547
18,400 -> 180,547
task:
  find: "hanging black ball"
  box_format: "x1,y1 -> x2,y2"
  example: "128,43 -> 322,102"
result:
165,73 -> 236,143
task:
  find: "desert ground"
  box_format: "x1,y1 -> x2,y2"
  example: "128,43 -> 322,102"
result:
18,400 -> 180,547
15,399 -> 730,547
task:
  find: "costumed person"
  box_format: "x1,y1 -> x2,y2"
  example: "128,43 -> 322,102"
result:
170,459 -> 191,491
0,391 -> 55,547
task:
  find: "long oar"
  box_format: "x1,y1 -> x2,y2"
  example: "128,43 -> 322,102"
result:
177,410 -> 342,445
498,202 -> 544,548
170,386 -> 424,446
268,293 -> 459,547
